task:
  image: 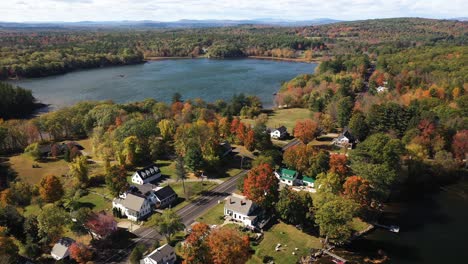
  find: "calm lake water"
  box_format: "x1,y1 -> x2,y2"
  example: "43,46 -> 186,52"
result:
12,59 -> 315,108
338,179 -> 468,264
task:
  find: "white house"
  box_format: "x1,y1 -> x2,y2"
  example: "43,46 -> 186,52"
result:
51,237 -> 74,260
270,126 -> 288,139
332,128 -> 357,149
377,86 -> 388,93
151,186 -> 178,209
142,244 -> 176,264
224,194 -> 265,229
112,193 -> 152,221
131,164 -> 161,185
300,175 -> 316,188
274,168 -> 300,186
127,184 -> 177,209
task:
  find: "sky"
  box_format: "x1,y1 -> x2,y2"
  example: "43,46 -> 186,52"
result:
3,0 -> 467,22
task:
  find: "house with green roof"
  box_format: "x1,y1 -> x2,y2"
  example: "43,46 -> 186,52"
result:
300,175 -> 316,188
274,168 -> 300,186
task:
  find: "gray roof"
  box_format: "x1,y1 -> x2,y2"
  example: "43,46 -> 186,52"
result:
224,195 -> 255,216
276,126 -> 287,133
136,164 -> 161,180
154,186 -> 177,200
114,193 -> 147,211
129,184 -> 157,196
145,244 -> 175,263
51,237 -> 74,258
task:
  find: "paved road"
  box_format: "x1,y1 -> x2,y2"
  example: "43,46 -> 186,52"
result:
107,170 -> 247,263
177,170 -> 247,226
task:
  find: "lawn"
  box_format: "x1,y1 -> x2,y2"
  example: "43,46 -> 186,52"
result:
196,202 -> 225,225
350,217 -> 370,232
8,154 -> 71,185
248,222 -> 322,264
76,186 -> 113,213
242,108 -> 312,132
156,160 -> 177,180
8,139 -> 106,186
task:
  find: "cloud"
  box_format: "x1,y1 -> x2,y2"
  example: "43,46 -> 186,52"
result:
5,0 -> 468,22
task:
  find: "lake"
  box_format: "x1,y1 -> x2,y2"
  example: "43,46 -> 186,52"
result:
335,179 -> 468,264
11,58 -> 315,108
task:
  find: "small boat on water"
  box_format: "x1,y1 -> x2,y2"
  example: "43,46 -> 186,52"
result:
374,223 -> 400,233
118,74 -> 125,78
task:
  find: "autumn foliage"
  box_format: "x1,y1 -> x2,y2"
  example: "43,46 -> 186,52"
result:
183,222 -> 211,264
69,242 -> 93,264
207,228 -> 251,264
84,212 -> 117,239
452,130 -> 467,160
329,154 -> 348,178
183,225 -> 251,264
343,176 -> 372,206
38,175 -> 64,203
243,163 -> 279,209
244,129 -> 255,151
293,119 -> 318,144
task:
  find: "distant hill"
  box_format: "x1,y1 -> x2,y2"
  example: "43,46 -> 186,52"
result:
299,17 -> 468,45
0,18 -> 343,29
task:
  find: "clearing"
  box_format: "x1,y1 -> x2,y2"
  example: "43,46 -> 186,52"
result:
242,108 -> 312,132
248,222 -> 322,264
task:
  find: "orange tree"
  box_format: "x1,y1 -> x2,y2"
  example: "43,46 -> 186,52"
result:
38,175 -> 64,203
243,163 -> 279,210
207,228 -> 250,264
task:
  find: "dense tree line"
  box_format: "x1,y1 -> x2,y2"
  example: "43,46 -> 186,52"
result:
0,27 -> 326,79
0,82 -> 38,119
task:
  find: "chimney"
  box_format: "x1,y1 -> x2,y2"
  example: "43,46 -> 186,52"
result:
241,200 -> 245,205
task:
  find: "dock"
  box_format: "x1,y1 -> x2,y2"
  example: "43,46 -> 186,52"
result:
323,249 -> 348,263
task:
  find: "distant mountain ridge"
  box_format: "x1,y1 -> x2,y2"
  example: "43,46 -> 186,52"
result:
0,18 -> 343,29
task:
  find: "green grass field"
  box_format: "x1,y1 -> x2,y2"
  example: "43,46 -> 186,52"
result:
242,108 -> 312,133
196,202 -> 225,225
8,154 -> 71,185
248,222 -> 322,264
8,138 -> 105,186
76,186 -> 113,212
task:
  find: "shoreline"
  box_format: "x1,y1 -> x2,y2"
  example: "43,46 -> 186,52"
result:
145,55 -> 320,63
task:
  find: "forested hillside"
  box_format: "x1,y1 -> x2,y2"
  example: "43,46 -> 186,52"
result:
0,27 -> 325,79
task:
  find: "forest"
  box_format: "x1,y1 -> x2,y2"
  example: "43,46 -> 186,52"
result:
0,26 -> 325,79
0,82 -> 40,119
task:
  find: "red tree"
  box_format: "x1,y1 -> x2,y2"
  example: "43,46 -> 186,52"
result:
207,228 -> 251,264
230,118 -> 240,134
236,122 -> 246,144
244,129 -> 255,151
452,130 -> 467,161
69,242 -> 93,264
243,164 -> 279,209
343,176 -> 372,206
183,222 -> 212,264
329,154 -> 348,179
293,119 -> 318,144
85,212 -> 117,239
